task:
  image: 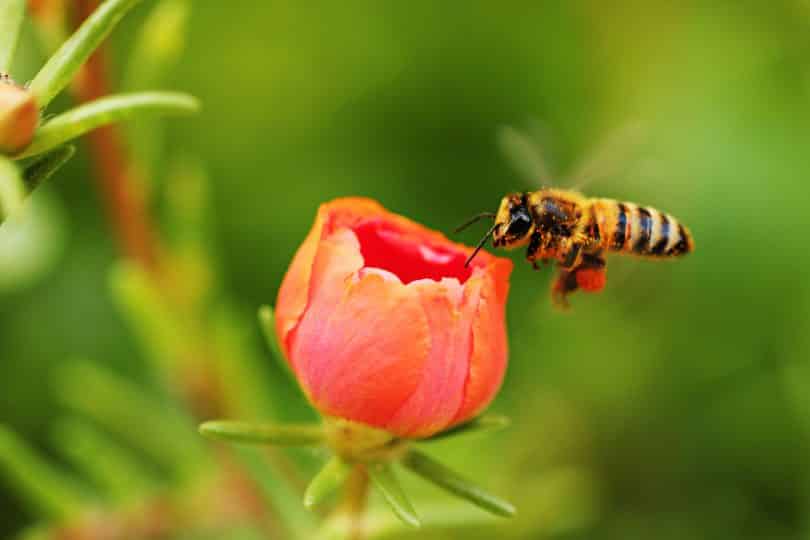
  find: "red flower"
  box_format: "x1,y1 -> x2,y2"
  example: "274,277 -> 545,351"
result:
275,198 -> 512,438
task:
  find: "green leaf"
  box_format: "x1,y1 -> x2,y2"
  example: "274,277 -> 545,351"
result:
109,261 -> 190,379
199,420 -> 324,447
335,501 -> 498,540
2,148 -> 74,225
212,305 -> 281,420
0,156 -> 23,223
367,463 -> 420,528
235,446 -> 317,539
123,0 -> 191,177
0,424 -> 90,519
420,414 -> 510,442
304,456 -> 351,509
14,524 -> 51,540
401,450 -> 515,518
29,0 -> 144,107
51,418 -> 157,504
56,360 -> 208,481
15,91 -> 199,159
0,0 -> 25,73
124,0 -> 189,92
258,305 -> 295,379
21,145 -> 75,193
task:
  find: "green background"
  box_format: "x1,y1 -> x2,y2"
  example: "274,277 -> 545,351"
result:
2,1 -> 810,538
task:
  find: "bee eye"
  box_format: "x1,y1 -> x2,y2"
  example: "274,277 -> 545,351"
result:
508,210 -> 532,236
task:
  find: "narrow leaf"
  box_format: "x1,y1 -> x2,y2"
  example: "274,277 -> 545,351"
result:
21,145 -> 75,193
163,157 -> 211,255
15,91 -> 199,159
401,450 -> 515,518
0,156 -> 23,222
212,305 -> 280,420
109,261 -> 189,378
0,425 -> 90,519
124,0 -> 189,91
29,0 -> 144,107
304,456 -> 351,509
123,0 -> 190,177
14,524 -> 51,540
0,0 -> 25,72
421,415 -> 510,442
236,446 -> 317,539
334,501 -> 498,540
56,360 -> 208,480
51,418 -> 157,503
258,305 -> 295,379
367,463 -> 420,528
200,420 -> 324,447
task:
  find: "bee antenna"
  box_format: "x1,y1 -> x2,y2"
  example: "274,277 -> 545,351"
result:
454,212 -> 496,233
464,222 -> 500,267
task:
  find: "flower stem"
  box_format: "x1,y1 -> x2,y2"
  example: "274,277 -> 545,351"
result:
343,465 -> 370,540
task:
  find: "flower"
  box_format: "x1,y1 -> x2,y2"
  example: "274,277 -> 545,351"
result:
275,198 -> 512,438
0,79 -> 37,154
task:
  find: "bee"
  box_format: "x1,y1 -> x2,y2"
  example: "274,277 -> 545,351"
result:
458,189 -> 694,307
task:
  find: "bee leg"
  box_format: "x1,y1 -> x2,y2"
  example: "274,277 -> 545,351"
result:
526,231 -> 545,271
526,231 -> 541,257
551,269 -> 578,309
551,252 -> 608,308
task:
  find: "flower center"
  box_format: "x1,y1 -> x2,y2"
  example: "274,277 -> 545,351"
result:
353,220 -> 473,284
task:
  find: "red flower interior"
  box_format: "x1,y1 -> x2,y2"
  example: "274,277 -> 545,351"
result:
353,219 -> 473,284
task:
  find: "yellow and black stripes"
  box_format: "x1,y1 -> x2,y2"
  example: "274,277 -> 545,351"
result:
483,189 -> 693,306
593,199 -> 693,258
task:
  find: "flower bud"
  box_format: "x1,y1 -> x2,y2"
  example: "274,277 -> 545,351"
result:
0,77 -> 38,154
275,198 -> 512,438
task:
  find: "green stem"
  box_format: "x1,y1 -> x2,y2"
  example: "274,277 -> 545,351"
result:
344,465 -> 370,540
29,0 -> 144,107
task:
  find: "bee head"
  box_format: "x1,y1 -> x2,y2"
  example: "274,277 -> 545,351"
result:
493,193 -> 534,249
457,192 -> 534,267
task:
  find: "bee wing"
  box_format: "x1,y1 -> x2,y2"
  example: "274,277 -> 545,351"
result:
568,121 -> 647,192
496,122 -> 555,188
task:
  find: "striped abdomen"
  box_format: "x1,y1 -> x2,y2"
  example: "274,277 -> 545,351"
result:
591,199 -> 693,257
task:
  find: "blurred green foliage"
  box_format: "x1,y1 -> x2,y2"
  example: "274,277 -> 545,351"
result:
2,1 -> 810,539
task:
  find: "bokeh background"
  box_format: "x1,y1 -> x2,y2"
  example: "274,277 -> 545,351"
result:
2,1 -> 810,538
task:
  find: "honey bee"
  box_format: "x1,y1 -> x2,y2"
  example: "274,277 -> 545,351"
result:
459,189 -> 694,307
458,123 -> 697,307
